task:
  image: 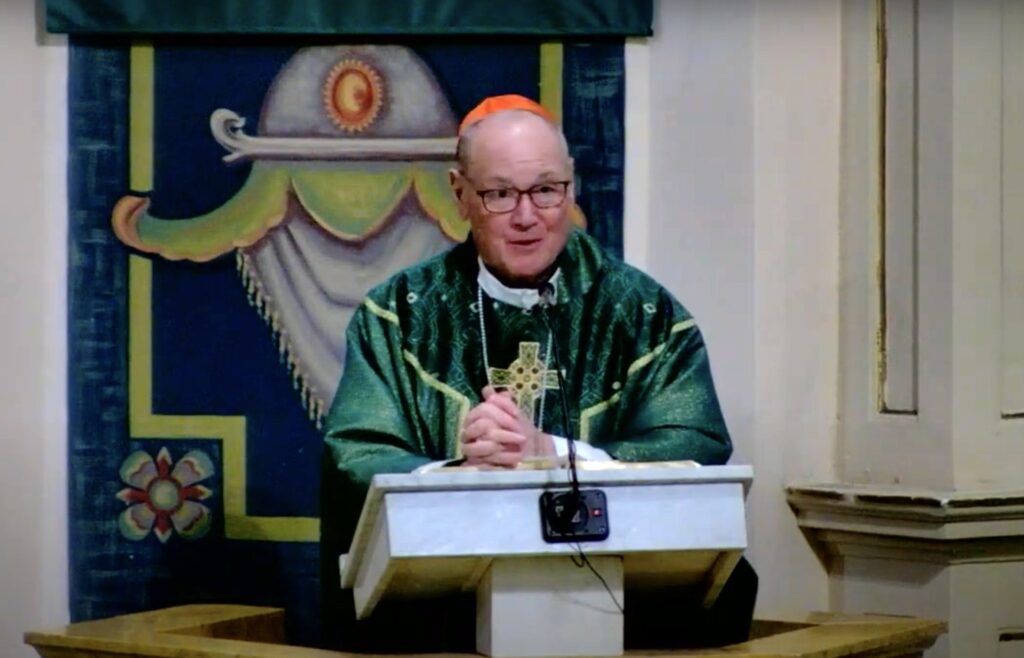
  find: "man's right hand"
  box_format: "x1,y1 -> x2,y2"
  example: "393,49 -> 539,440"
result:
459,386 -> 530,468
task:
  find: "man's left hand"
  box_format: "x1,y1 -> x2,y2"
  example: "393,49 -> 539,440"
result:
460,386 -> 554,468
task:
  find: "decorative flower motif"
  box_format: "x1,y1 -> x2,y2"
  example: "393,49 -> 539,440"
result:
116,447 -> 215,543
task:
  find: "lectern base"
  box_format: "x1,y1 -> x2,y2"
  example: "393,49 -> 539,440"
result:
476,556 -> 624,658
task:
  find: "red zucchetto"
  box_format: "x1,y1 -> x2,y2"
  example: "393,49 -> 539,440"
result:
458,94 -> 556,135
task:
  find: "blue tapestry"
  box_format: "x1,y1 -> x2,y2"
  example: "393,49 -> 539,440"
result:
68,38 -> 625,647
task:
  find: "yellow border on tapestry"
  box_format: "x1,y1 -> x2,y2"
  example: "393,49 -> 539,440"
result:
128,45 -> 153,191
540,43 -> 563,122
127,42 -> 317,543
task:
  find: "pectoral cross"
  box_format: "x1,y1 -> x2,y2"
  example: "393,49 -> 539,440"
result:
488,341 -> 560,423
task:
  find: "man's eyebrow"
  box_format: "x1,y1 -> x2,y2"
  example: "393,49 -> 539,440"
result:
481,176 -> 514,187
476,172 -> 569,188
533,173 -> 568,183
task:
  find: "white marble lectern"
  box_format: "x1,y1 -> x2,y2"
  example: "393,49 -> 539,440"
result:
339,463 -> 752,658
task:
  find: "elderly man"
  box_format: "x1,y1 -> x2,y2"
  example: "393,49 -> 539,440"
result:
321,95 -> 755,651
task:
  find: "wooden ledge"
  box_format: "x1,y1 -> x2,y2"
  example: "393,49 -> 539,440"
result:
788,483 -> 1024,520
787,483 -> 1024,562
25,604 -> 944,658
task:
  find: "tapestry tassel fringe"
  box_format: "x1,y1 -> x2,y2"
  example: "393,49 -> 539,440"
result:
236,251 -> 326,427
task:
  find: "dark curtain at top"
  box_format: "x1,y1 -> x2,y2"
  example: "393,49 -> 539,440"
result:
47,0 -> 653,36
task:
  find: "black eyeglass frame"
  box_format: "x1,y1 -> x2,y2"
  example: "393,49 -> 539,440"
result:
463,178 -> 573,214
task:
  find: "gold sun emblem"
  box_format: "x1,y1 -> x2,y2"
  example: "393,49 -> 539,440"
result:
323,59 -> 385,133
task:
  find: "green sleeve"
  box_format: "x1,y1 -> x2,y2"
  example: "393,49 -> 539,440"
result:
325,303 -> 433,479
597,319 -> 733,466
321,300 -> 437,639
321,302 -> 431,556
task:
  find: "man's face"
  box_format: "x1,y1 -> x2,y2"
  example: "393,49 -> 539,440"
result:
451,112 -> 574,286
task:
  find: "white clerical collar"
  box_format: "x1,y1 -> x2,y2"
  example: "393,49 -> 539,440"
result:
477,257 -> 560,309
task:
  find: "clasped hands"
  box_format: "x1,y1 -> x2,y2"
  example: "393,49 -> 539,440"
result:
459,386 -> 555,468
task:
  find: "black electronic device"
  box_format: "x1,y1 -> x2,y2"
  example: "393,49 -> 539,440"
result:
539,489 -> 609,543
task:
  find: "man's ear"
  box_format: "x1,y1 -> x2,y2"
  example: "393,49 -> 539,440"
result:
448,168 -> 464,200
449,168 -> 473,217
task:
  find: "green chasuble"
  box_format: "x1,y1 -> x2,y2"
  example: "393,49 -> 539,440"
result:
320,229 -> 731,648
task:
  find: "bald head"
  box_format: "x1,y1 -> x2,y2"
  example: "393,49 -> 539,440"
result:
456,109 -> 571,175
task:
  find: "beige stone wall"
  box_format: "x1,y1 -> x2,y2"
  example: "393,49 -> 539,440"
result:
821,2 -> 1024,656
628,0 -> 841,616
0,1 -> 69,657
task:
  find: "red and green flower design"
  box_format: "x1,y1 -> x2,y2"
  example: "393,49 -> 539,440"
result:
116,447 -> 215,543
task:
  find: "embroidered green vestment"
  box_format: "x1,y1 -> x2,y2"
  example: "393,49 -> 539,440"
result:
320,230 -> 732,619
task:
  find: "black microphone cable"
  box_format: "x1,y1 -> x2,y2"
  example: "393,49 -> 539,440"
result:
536,283 -> 624,615
536,282 -> 579,499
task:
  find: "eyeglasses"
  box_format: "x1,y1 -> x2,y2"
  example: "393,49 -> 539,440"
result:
466,179 -> 572,214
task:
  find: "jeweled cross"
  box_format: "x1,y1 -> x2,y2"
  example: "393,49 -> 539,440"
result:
488,341 -> 560,423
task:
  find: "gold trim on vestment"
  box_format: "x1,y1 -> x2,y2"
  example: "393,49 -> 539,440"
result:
363,297 -> 400,325
402,350 -> 471,458
579,318 -> 698,441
